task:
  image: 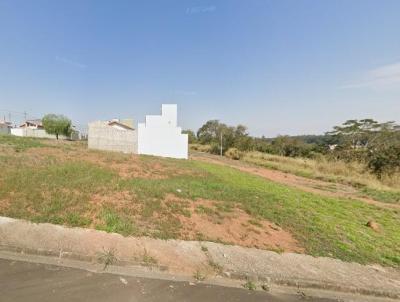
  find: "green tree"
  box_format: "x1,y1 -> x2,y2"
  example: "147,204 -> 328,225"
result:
42,114 -> 72,140
197,120 -> 253,154
366,125 -> 400,178
327,119 -> 381,149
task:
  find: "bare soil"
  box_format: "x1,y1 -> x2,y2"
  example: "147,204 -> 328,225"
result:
163,195 -> 303,253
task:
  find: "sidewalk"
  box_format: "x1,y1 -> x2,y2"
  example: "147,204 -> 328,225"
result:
0,216 -> 399,299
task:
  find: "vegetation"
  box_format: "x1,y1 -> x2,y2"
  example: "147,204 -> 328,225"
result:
242,152 -> 400,203
224,147 -> 243,160
243,280 -> 257,291
189,118 -> 400,203
42,114 -> 72,139
0,136 -> 399,267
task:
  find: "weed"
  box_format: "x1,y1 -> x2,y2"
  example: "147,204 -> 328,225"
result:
242,280 -> 257,291
193,269 -> 206,281
98,248 -> 117,270
142,249 -> 158,266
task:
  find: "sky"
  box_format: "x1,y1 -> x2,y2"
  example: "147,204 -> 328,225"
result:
0,0 -> 399,136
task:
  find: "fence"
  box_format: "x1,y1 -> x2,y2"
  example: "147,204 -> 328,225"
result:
88,121 -> 138,154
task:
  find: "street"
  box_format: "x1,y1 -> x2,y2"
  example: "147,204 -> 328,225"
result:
0,258 -> 336,302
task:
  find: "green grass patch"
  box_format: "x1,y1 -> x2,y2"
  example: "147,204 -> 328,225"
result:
96,208 -> 138,236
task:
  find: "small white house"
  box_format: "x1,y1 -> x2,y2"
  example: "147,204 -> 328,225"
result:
138,104 -> 188,159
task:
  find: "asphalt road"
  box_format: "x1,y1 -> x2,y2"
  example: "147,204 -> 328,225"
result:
0,258 -> 339,302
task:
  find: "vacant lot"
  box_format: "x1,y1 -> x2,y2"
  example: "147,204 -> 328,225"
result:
0,135 -> 399,267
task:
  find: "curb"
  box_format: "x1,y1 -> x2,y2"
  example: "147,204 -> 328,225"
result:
0,216 -> 399,299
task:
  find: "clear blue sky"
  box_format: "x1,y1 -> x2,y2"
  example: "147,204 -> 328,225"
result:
1,0 -> 399,136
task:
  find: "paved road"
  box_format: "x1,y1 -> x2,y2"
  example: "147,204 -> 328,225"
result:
0,258 -> 338,302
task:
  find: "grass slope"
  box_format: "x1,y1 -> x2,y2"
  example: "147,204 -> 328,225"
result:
0,136 -> 399,267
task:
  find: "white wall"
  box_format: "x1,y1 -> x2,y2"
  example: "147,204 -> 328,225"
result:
11,128 -> 24,137
138,104 -> 188,159
10,128 -> 73,140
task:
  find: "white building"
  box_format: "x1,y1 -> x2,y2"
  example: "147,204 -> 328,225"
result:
138,104 -> 188,159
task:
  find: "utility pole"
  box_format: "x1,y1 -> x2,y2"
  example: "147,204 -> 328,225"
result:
220,132 -> 223,156
24,111 -> 27,122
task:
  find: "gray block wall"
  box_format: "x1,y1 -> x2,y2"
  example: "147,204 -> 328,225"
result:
88,121 -> 138,154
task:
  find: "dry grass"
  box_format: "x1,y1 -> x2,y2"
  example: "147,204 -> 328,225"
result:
243,152 -> 400,201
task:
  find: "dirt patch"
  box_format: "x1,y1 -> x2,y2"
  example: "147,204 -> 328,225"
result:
86,191 -> 141,227
192,152 -> 400,210
168,195 -> 303,253
90,191 -> 137,208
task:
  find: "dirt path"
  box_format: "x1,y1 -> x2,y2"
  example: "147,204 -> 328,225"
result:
191,152 -> 400,210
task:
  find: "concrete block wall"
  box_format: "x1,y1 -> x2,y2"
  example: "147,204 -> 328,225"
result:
88,121 -> 137,154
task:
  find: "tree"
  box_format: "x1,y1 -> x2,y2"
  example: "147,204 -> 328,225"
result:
42,114 -> 72,140
327,119 -> 381,149
366,125 -> 400,178
196,120 -> 254,154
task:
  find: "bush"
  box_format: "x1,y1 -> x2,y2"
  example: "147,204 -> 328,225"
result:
210,143 -> 223,155
190,144 -> 212,153
225,148 -> 243,160
367,146 -> 400,178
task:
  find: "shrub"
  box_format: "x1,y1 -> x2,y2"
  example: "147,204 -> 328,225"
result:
367,145 -> 400,178
190,144 -> 212,153
210,143 -> 222,155
225,148 -> 243,160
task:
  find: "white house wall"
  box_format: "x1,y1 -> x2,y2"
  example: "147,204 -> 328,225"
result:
138,104 -> 188,159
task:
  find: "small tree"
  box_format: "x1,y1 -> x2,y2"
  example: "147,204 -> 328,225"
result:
42,114 -> 72,140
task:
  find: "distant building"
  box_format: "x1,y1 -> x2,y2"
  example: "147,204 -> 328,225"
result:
87,104 -> 188,159
11,118 -> 80,140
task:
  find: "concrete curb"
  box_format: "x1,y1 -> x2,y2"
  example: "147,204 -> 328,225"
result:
0,216 -> 399,299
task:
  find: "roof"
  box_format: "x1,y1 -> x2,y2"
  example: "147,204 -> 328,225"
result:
27,119 -> 43,126
19,119 -> 43,128
107,121 -> 134,130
